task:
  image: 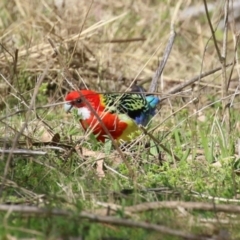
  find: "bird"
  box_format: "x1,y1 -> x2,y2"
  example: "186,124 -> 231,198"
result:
64,86 -> 160,142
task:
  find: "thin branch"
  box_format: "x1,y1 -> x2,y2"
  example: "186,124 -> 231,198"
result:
221,0 -> 230,124
227,37 -> 239,92
0,149 -> 47,156
0,204 -> 212,240
13,48 -> 18,76
124,200 -> 240,214
166,63 -> 233,95
203,0 -> 222,62
148,29 -> 176,93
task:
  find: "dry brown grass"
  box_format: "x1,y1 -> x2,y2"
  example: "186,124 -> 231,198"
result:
1,0 -> 240,239
1,0 -> 239,107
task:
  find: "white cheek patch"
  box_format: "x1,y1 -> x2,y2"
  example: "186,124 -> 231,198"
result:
78,107 -> 91,120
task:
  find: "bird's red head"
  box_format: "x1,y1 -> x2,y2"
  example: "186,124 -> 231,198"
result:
65,90 -> 101,110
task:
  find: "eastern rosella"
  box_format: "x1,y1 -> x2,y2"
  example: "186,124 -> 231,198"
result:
64,87 -> 159,142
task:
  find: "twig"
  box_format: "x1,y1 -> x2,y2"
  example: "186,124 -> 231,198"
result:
0,149 -> 47,156
221,0 -> 231,137
94,37 -> 146,43
103,163 -> 129,179
191,191 -> 240,203
227,37 -> 239,92
203,0 -> 222,61
221,0 -> 229,90
13,49 -> 18,75
124,200 -> 240,214
166,63 -> 233,95
148,29 -> 176,93
0,204 -> 213,240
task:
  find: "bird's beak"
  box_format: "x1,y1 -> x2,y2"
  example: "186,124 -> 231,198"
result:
64,103 -> 73,113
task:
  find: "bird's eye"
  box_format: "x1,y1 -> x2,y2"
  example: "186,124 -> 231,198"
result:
75,99 -> 82,104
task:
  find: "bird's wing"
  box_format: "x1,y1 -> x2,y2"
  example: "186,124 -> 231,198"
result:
102,93 -> 149,120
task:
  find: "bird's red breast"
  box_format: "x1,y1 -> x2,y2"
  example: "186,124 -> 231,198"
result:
81,111 -> 129,142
